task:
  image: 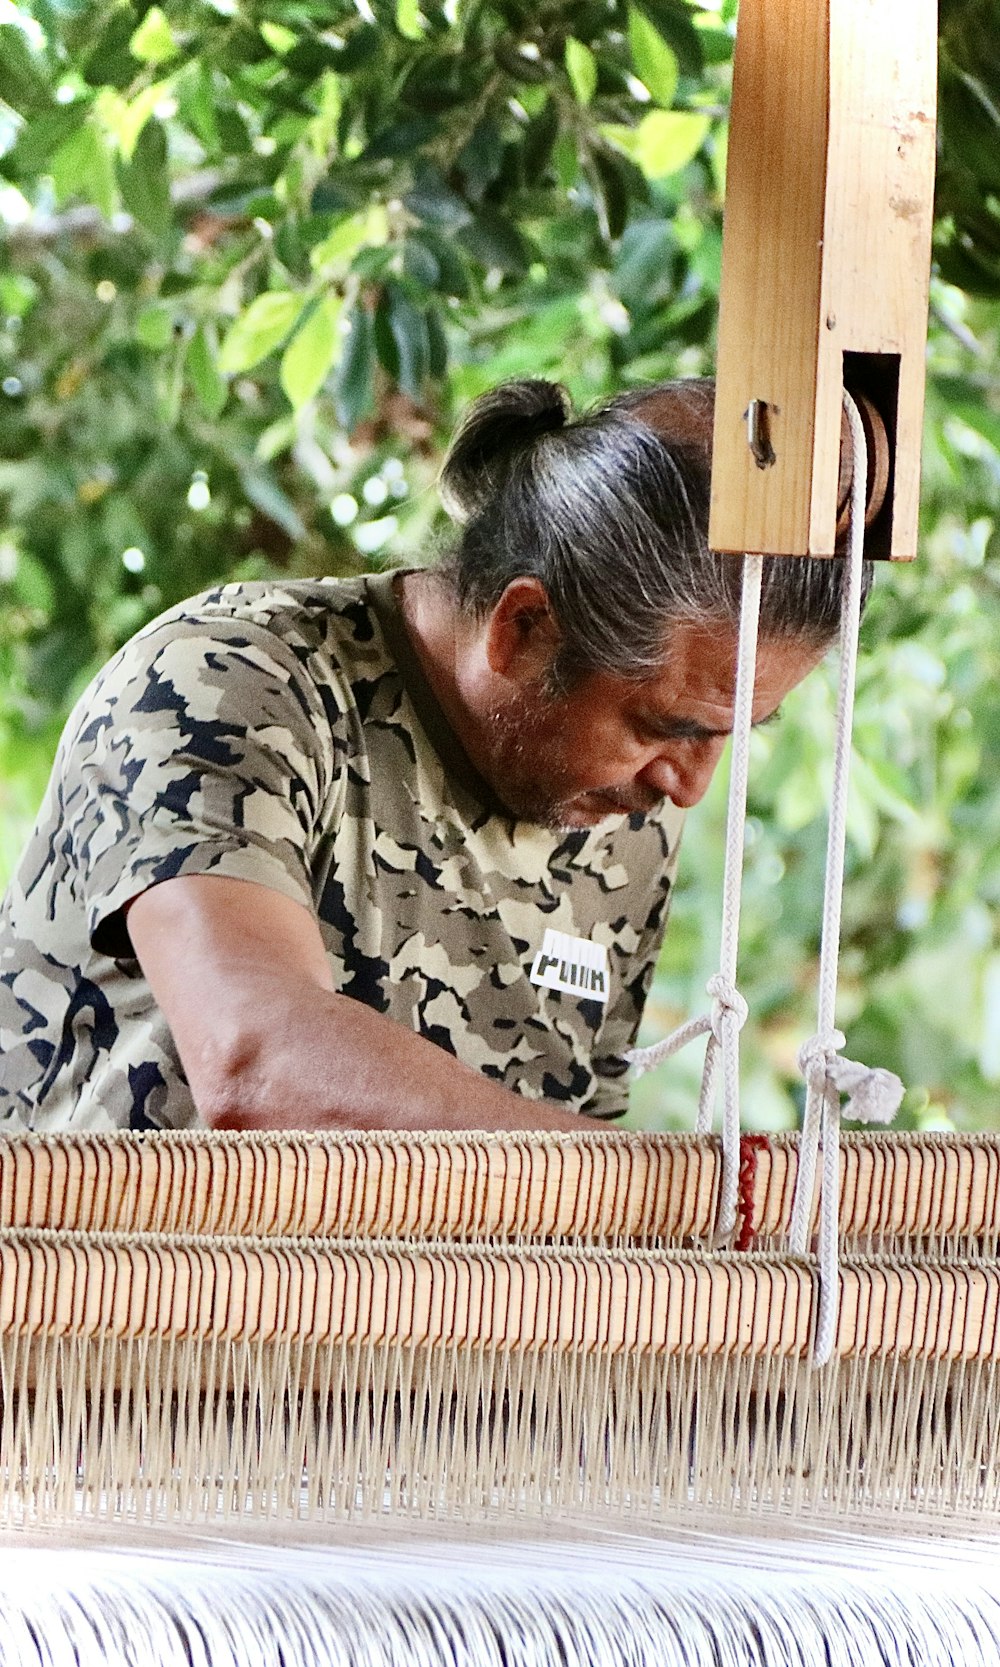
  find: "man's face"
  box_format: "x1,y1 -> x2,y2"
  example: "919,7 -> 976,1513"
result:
483,619 -> 826,829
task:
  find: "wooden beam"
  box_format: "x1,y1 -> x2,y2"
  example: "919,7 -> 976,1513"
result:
710,0 -> 937,560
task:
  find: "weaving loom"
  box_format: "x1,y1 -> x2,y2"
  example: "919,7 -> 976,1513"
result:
3,1126 -> 1000,1524
5,1126 -> 1000,1665
4,0 -> 992,1662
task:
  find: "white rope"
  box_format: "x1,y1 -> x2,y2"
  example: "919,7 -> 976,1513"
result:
629,553 -> 762,1241
788,391 -> 905,1367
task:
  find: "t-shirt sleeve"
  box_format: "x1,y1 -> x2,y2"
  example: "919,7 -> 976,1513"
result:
62,614 -> 337,959
584,820 -> 684,1120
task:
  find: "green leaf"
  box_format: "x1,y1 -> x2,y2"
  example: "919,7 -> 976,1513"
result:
403,165 -> 471,230
602,110 -> 710,178
351,244 -> 395,282
373,293 -> 399,381
50,119 -> 117,220
939,62 -> 1000,181
402,238 -> 440,288
590,150 -> 633,241
218,292 -> 305,374
935,240 -> 1000,299
934,377 -> 1000,453
412,229 -> 469,297
364,115 -> 440,161
457,209 -> 531,276
282,37 -> 339,75
186,325 -> 227,418
259,20 -> 296,56
628,8 -> 679,107
496,41 -> 549,84
457,119 -> 503,201
83,8 -> 140,91
395,0 -> 425,40
129,7 -> 177,66
180,62 -> 219,150
100,82 -> 172,161
522,100 -> 559,185
119,118 -> 171,239
0,104 -> 87,181
634,0 -> 706,76
135,302 -> 174,350
324,23 -> 379,72
240,468 -> 307,542
0,23 -> 52,117
12,549 -> 56,614
614,218 -> 673,307
310,208 -> 388,273
694,23 -> 734,67
565,38 -> 597,106
387,289 -> 428,397
216,106 -> 252,155
335,304 -> 375,431
426,305 -> 447,380
0,273 -> 35,317
553,132 -> 579,191
280,295 -> 343,409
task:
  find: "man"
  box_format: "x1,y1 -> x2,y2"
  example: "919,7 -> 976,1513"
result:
0,379 -> 859,1134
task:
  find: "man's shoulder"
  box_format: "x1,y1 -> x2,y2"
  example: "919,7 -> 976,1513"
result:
133,572 -> 392,660
80,571 -> 407,725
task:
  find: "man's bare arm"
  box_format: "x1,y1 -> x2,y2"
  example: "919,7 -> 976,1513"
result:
126,875 -> 584,1133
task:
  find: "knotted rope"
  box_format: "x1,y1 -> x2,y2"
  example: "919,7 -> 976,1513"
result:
789,392 -> 904,1365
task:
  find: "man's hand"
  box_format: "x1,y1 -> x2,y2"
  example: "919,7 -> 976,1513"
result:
127,875 -> 585,1133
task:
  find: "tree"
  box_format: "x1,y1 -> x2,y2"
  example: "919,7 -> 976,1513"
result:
2,0 -> 1000,1130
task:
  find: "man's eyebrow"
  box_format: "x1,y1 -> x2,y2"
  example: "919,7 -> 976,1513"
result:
638,705 -> 784,741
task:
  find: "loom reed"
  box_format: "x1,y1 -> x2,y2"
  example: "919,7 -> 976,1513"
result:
0,1131 -> 998,1531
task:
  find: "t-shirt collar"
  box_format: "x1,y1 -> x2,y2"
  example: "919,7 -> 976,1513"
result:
363,568 -> 510,816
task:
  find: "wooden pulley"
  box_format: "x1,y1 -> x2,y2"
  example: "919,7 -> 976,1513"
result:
836,393 -> 891,537
709,0 -> 937,561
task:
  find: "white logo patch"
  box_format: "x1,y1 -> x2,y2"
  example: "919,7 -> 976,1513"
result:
529,928 -> 610,1005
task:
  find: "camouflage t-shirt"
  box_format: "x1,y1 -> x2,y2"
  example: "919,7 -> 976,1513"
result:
0,573 -> 683,1132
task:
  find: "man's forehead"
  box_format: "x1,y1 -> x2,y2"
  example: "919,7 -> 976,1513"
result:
635,622 -> 824,718
646,618 -> 740,689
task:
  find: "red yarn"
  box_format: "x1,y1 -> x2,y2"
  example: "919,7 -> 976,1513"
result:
735,1133 -> 771,1252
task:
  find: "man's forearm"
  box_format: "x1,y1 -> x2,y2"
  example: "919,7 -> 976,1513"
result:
193,978 -> 585,1134
128,875 -> 586,1134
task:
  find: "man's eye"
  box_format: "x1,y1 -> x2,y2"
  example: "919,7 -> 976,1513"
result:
637,719 -> 691,744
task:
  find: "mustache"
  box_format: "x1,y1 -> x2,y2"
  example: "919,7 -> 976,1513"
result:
582,786 -> 666,815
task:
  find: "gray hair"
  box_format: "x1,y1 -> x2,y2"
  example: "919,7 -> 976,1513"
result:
439,378 -> 872,686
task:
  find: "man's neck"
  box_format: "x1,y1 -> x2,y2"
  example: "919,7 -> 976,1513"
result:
394,571 -> 497,786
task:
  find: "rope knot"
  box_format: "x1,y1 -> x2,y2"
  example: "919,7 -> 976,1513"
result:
797,1030 -> 904,1126
706,975 -> 748,1043
797,1029 -> 846,1086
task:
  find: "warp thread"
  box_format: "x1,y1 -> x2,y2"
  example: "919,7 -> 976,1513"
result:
2,1535 -> 1000,1667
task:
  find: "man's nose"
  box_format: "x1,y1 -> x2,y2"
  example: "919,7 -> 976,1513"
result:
639,741 -> 725,809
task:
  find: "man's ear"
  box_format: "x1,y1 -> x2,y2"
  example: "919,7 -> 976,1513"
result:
483,578 -> 562,685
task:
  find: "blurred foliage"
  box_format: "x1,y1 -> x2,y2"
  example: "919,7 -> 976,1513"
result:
1,0 -> 999,1131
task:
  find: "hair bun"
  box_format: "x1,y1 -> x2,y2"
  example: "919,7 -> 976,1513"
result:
439,379 -> 570,522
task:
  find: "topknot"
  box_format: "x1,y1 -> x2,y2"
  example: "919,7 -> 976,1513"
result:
439,379 -> 570,523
